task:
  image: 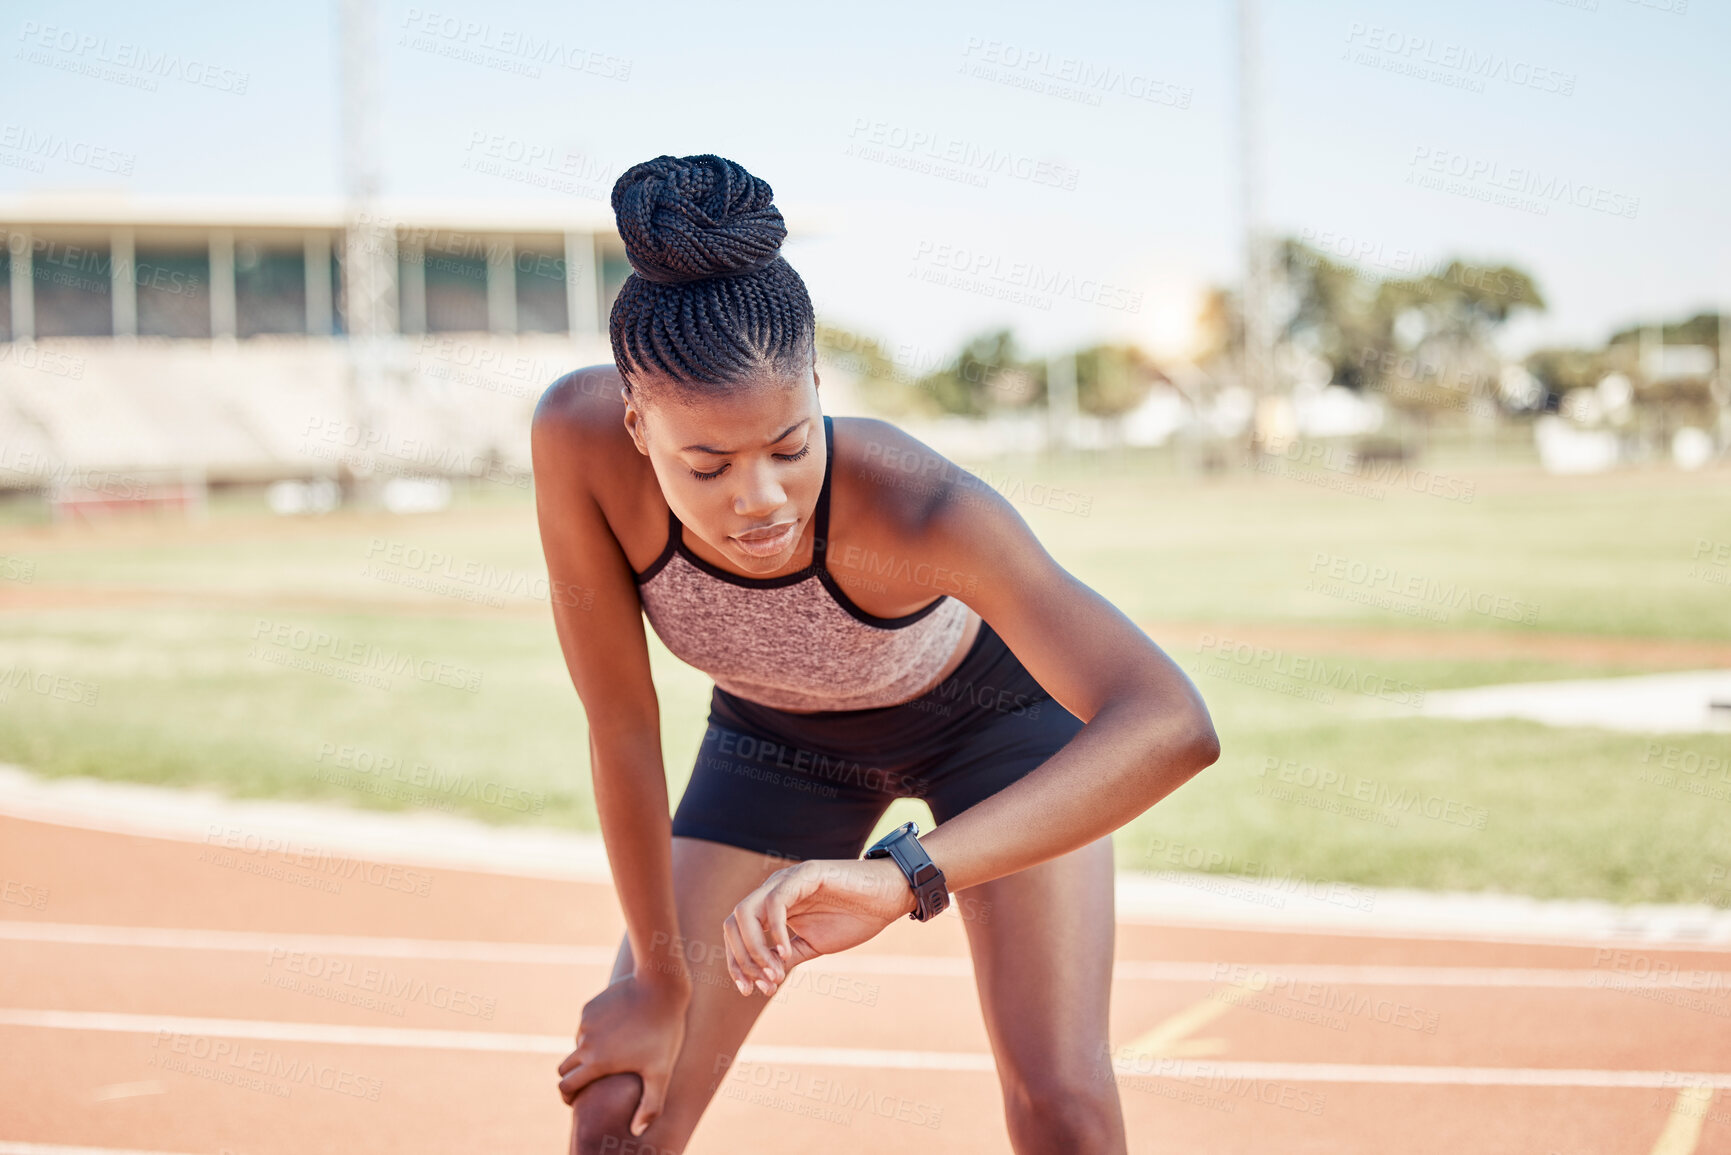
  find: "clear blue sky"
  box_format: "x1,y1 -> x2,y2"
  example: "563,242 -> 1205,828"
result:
3,0 -> 1724,362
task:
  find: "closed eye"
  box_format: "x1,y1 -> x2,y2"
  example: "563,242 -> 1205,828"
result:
689,441 -> 811,481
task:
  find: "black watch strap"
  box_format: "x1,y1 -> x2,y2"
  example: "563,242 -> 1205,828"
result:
863,821 -> 949,921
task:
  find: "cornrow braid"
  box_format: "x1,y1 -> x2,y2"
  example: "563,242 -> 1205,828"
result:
608,153 -> 816,397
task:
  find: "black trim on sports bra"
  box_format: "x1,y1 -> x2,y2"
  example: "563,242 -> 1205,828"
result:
633,413 -> 951,629
818,570 -> 951,629
633,517 -> 679,587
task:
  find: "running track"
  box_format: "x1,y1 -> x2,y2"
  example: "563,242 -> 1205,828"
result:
1,776 -> 1728,1154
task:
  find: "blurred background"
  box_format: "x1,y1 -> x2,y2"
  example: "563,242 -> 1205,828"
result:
2,0 -> 1729,1151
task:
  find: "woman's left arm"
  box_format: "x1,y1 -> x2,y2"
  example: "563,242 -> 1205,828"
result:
899,467 -> 1222,893
721,451 -> 1220,995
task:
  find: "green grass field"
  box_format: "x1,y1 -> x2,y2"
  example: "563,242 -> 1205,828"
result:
3,442 -> 1729,906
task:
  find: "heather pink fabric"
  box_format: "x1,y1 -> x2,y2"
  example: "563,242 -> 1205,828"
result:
633,414 -> 971,712
637,549 -> 970,712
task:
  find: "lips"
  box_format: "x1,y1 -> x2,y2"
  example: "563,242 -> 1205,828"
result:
736,522 -> 794,542
730,520 -> 798,557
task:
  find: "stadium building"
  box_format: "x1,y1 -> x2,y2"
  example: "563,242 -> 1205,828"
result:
0,191 -> 634,514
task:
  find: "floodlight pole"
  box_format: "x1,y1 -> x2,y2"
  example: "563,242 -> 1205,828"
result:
1047,350 -> 1077,456
340,0 -> 395,505
1237,0 -> 1273,457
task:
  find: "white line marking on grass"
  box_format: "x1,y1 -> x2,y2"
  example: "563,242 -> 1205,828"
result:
1418,669 -> 1731,734
5,1008 -> 1731,1088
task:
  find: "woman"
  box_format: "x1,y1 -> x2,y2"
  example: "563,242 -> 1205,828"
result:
533,153 -> 1220,1154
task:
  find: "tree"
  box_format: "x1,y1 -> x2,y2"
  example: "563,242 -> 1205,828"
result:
1266,241 -> 1545,413
1606,311 -> 1723,350
1374,260 -> 1545,414
912,327 -> 1027,417
1273,239 -> 1394,393
814,321 -> 936,419
1028,343 -> 1162,417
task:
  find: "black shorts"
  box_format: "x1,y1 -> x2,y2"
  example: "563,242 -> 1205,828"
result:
670,618 -> 1086,861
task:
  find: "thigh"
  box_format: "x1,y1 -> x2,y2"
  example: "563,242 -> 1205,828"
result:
959,834 -> 1120,1084
572,835 -> 801,1153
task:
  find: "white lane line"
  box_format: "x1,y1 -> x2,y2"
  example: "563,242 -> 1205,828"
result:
89,1081 -> 166,1101
0,1145 -> 208,1155
0,1007 -> 567,1054
4,1008 -> 1731,1088
0,921 -> 617,964
1116,961 -> 1731,991
1108,1059 -> 1731,1090
2,922 -> 1727,990
740,1045 -> 997,1072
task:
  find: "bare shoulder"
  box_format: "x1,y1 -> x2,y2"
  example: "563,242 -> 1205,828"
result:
530,364 -> 639,492
826,413 -> 1029,612
830,415 -> 983,537
533,364 -> 628,447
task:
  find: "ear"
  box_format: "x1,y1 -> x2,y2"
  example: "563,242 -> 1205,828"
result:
621,390 -> 649,456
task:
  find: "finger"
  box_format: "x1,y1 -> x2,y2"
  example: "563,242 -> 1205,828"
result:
631,1071 -> 667,1137
557,1060 -> 587,1105
723,912 -> 772,995
720,915 -> 755,996
558,1054 -> 614,1106
733,893 -> 785,993
558,1047 -> 581,1077
729,895 -> 777,992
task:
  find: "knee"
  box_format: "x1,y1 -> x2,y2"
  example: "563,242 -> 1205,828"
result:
572,1072 -> 685,1155
1003,1067 -> 1124,1153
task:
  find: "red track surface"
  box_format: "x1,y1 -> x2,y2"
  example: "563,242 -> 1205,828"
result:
2,812 -> 1728,1154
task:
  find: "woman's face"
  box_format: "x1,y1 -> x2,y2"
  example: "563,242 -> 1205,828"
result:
623,369 -> 825,574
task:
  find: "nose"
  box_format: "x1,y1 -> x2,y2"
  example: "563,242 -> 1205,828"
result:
732,459 -> 789,519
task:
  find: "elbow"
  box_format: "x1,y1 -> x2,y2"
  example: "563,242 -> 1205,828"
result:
1171,708 -> 1221,780
1115,686 -> 1220,783
1190,718 -> 1222,773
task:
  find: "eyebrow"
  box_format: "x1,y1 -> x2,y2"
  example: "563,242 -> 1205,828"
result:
682,420 -> 807,456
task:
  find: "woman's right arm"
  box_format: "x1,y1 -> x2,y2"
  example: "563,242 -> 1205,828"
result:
530,368 -> 691,1125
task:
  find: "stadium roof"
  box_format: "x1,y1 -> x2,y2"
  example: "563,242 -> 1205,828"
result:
0,191 -> 835,236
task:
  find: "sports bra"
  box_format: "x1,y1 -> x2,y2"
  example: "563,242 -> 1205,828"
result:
632,414 -> 972,712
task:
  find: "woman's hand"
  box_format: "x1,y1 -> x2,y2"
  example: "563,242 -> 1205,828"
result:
557,972 -> 689,1136
723,858 -> 917,997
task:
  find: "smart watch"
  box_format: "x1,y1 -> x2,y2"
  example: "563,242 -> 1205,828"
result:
863,820 -> 949,921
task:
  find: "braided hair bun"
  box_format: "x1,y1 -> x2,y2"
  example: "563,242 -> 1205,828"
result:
612,154 -> 787,284
608,153 -> 815,392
